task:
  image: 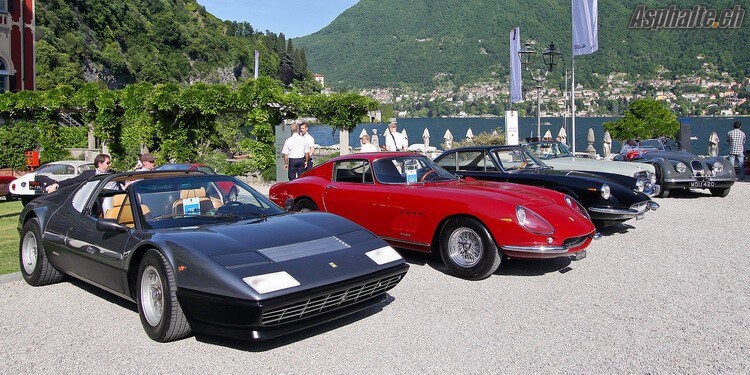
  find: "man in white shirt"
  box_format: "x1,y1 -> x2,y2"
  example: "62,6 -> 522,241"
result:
299,122 -> 316,171
282,123 -> 310,180
384,121 -> 407,151
360,134 -> 379,152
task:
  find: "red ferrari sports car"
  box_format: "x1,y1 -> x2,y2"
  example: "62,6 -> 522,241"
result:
270,152 -> 599,280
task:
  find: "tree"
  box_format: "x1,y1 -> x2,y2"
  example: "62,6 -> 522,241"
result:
603,98 -> 679,141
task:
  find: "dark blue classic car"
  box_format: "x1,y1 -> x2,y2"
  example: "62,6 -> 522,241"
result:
616,138 -> 736,197
434,145 -> 659,228
18,171 -> 408,342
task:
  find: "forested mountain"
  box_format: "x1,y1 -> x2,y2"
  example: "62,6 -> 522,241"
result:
35,0 -> 315,90
296,0 -> 750,90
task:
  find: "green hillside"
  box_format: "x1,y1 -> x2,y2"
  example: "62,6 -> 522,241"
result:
296,0 -> 750,89
35,0 -> 313,90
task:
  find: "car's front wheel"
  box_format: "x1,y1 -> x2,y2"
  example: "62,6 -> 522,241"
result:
19,218 -> 63,286
137,250 -> 191,342
438,217 -> 501,280
709,187 -> 730,197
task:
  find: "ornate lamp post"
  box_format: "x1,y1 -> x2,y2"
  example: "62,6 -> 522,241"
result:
518,43 -> 561,139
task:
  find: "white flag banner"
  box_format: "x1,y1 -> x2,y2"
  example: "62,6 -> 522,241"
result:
572,0 -> 598,56
254,50 -> 260,79
509,27 -> 523,103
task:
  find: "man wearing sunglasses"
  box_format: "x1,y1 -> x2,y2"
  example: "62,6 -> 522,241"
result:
45,153 -> 112,193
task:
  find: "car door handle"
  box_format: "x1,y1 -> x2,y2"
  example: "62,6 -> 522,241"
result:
326,185 -> 337,189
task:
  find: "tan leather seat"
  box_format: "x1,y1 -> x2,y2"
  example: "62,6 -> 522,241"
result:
104,194 -> 150,228
104,194 -> 127,219
173,188 -> 222,215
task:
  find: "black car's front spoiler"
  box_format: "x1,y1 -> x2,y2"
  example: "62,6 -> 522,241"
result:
176,263 -> 409,341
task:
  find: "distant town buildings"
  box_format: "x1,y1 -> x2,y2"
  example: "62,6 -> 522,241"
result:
0,0 -> 35,92
313,73 -> 325,88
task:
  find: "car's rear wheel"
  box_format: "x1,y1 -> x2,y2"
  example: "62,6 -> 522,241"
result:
438,217 -> 501,280
293,198 -> 318,212
19,218 -> 63,286
709,187 -> 730,197
137,250 -> 191,342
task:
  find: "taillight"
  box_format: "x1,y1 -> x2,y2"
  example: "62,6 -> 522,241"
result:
515,206 -> 555,235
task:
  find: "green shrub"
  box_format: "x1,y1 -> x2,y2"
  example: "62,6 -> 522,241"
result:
448,128 -> 506,148
196,150 -> 230,174
224,159 -> 254,176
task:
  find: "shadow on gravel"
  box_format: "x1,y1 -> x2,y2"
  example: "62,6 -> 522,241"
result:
193,295 -> 395,351
661,189 -> 714,199
67,277 -> 137,312
598,222 -> 636,236
398,249 -> 576,278
495,257 -> 574,276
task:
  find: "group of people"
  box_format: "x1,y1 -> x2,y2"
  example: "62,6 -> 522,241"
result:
358,121 -> 409,153
281,122 -> 316,180
44,153 -> 157,193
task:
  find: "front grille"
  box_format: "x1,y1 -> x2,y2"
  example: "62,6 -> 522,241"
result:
630,202 -> 648,213
562,236 -> 588,249
261,274 -> 405,326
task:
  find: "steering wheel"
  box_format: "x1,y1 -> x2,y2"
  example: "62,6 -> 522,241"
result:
420,169 -> 437,182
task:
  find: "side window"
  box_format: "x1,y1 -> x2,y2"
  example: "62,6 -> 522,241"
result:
483,151 -> 499,171
436,153 -> 457,172
71,180 -> 100,213
333,160 -> 371,183
457,151 -> 484,172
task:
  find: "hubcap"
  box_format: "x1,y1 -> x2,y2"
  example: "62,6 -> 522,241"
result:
448,227 -> 483,268
140,265 -> 164,326
21,232 -> 38,275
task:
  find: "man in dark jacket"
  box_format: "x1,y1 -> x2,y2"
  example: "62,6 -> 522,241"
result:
45,153 -> 112,193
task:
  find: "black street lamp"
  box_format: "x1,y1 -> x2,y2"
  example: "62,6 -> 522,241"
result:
518,42 -> 561,138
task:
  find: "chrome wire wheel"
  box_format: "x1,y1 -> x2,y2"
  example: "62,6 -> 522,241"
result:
21,231 -> 38,275
447,227 -> 483,268
140,265 -> 164,327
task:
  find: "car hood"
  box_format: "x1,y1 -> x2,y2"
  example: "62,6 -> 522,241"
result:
429,179 -> 558,208
545,157 -> 655,174
154,212 -> 370,258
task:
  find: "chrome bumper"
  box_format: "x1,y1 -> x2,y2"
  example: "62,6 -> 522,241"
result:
501,232 -> 600,254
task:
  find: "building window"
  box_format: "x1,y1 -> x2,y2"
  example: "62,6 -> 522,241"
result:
0,0 -> 6,13
0,60 -> 7,92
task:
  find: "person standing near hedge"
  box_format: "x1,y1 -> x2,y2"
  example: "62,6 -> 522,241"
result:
45,153 -> 112,193
282,123 -> 310,181
299,123 -> 315,171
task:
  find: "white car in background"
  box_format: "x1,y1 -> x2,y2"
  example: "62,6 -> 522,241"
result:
10,160 -> 95,205
526,141 -> 660,196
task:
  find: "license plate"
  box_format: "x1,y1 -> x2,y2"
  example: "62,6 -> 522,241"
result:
574,250 -> 586,260
636,213 -> 645,220
29,181 -> 42,190
690,181 -> 715,188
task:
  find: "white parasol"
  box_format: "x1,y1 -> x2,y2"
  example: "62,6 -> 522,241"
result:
422,128 -> 430,148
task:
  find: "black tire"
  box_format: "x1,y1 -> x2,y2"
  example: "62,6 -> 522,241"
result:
438,217 -> 501,280
657,188 -> 670,198
20,196 -> 34,206
137,250 -> 191,342
709,187 -> 730,197
293,198 -> 318,212
19,218 -> 63,286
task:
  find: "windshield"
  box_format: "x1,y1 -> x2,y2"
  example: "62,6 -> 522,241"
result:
131,175 -> 283,229
527,142 -> 572,159
492,148 -> 548,171
638,139 -> 663,150
36,163 -> 76,175
373,156 -> 457,184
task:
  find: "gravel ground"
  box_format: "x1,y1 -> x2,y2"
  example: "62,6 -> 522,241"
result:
1,182 -> 749,373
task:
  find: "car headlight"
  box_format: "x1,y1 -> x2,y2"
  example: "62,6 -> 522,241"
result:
366,246 -> 402,265
635,179 -> 644,192
243,271 -> 300,294
600,184 -> 610,200
564,195 -> 590,220
675,162 -> 687,173
712,162 -> 723,173
516,205 -> 555,235
649,173 -> 657,185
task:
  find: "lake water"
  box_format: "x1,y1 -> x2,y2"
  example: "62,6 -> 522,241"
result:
308,116 -> 748,156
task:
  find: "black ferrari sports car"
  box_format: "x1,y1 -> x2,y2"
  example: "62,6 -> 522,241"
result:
19,171 -> 408,342
434,145 -> 660,228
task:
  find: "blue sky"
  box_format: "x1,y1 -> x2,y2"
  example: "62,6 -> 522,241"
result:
196,0 -> 360,38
